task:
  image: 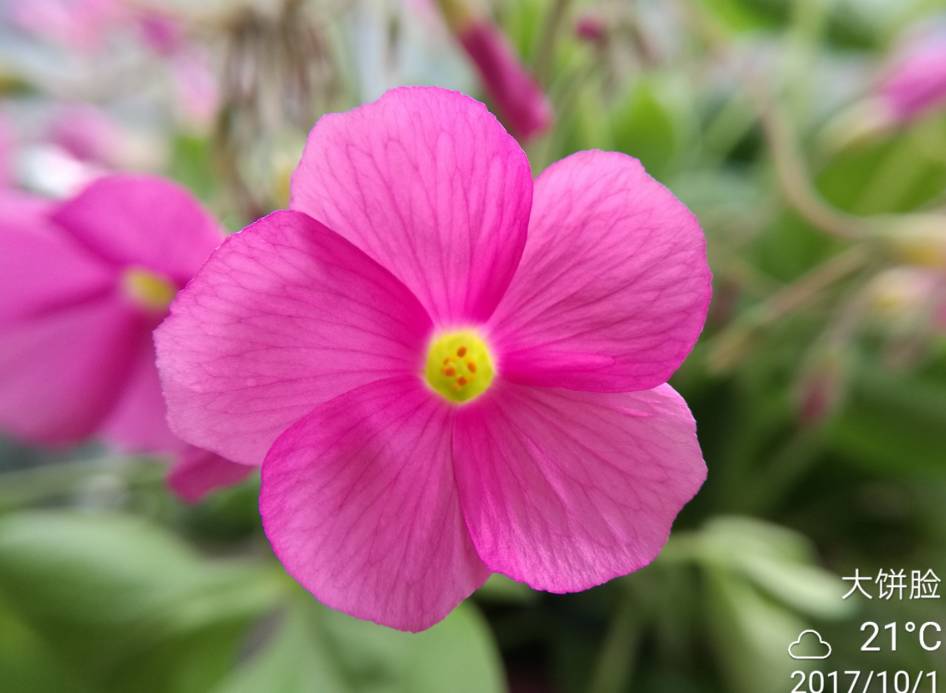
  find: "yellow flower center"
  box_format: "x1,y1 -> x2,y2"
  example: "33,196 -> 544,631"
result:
424,329 -> 495,404
122,267 -> 177,312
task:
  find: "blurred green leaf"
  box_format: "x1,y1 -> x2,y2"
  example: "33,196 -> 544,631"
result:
0,511 -> 284,693
696,0 -> 883,47
705,568 -> 809,693
696,0 -> 783,34
609,76 -> 690,179
701,517 -> 851,618
216,592 -> 506,693
817,121 -> 946,216
499,0 -> 545,62
168,133 -> 217,203
0,595 -> 90,693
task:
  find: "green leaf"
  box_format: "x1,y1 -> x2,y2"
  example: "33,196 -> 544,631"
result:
216,591 -> 506,693
609,76 -> 690,179
705,568 -> 810,693
167,133 -> 217,203
0,594 -> 90,693
699,517 -> 851,619
0,511 -> 284,693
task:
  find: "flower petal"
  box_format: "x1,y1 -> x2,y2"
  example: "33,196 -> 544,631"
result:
167,447 -> 254,504
50,174 -> 223,283
0,296 -> 141,444
99,336 -> 180,453
261,377 -> 489,632
488,151 -> 711,392
452,382 -> 706,592
290,86 -> 532,324
155,210 -> 433,466
0,195 -> 113,322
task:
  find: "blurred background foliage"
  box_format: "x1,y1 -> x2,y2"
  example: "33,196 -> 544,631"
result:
2,0 -> 946,691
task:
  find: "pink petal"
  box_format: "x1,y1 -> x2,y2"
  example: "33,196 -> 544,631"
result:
155,210 -> 433,466
0,190 -> 55,228
260,377 -> 489,632
0,296 -> 141,444
167,447 -> 254,504
51,174 -> 223,283
99,336 -> 180,453
0,197 -> 113,322
290,86 -> 532,325
452,382 -> 706,592
487,151 -> 711,392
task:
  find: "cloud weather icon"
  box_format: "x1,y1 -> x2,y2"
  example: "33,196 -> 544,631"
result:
788,630 -> 833,660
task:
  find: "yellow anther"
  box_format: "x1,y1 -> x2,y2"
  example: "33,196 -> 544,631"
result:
424,329 -> 495,404
122,267 -> 176,312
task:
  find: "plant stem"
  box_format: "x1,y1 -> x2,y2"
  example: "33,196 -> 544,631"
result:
533,0 -> 572,86
707,245 -> 872,371
677,0 -> 872,241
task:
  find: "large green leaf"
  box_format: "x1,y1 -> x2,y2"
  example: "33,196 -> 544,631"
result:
609,75 -> 691,180
0,511 -> 283,693
699,517 -> 851,619
215,591 -> 506,693
705,568 -> 810,693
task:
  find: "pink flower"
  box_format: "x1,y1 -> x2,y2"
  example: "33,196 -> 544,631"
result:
7,0 -> 124,53
169,51 -> 220,128
877,24 -> 946,124
47,105 -> 126,168
136,11 -> 184,56
156,87 -> 711,631
575,15 -> 607,44
0,174 -> 247,499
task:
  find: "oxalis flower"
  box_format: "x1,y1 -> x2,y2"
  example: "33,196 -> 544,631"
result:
0,174 -> 250,502
156,87 -> 712,631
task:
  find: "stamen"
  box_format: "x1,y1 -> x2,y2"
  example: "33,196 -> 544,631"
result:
424,329 -> 495,404
122,266 -> 177,312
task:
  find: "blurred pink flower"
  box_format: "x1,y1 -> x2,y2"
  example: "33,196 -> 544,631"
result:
136,11 -> 184,56
434,1 -> 551,140
156,87 -> 710,631
456,21 -> 553,140
0,174 -> 245,500
47,105 -> 125,168
575,15 -> 607,43
877,25 -> 946,124
9,1 -> 218,128
170,51 -> 220,128
7,0 -> 124,53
